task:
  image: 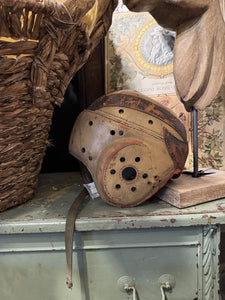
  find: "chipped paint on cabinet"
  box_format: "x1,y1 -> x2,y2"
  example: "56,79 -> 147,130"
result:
0,173 -> 223,299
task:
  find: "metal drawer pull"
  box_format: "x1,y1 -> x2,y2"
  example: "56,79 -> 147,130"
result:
117,276 -> 137,300
125,286 -> 137,300
160,283 -> 171,300
118,274 -> 175,299
158,274 -> 176,300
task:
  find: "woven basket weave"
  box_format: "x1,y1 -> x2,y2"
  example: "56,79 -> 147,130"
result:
0,0 -> 117,211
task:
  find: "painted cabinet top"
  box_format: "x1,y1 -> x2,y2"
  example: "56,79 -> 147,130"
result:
0,172 -> 225,234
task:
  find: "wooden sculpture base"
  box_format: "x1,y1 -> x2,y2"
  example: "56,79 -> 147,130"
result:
156,170 -> 225,208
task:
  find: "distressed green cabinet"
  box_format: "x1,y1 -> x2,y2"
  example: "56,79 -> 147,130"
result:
0,173 -> 224,300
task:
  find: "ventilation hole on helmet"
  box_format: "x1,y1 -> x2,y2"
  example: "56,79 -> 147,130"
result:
147,181 -> 152,185
122,167 -> 137,181
154,175 -> 159,181
110,130 -> 116,135
148,120 -> 153,125
81,147 -> 86,153
143,173 -> 148,179
119,130 -> 124,136
89,156 -> 93,161
119,109 -> 124,114
135,157 -> 140,162
110,169 -> 116,175
89,121 -> 93,126
120,157 -> 125,162
131,187 -> 136,192
115,184 -> 121,189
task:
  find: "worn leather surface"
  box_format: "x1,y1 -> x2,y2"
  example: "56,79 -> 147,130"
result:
69,90 -> 188,207
65,188 -> 88,289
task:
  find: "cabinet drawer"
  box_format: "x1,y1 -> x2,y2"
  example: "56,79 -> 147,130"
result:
0,226 -> 219,300
0,233 -> 81,300
75,227 -> 210,300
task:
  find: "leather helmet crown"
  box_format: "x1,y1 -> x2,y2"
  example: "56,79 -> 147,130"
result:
69,90 -> 188,207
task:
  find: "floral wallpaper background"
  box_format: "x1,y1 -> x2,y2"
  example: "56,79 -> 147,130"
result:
105,0 -> 225,170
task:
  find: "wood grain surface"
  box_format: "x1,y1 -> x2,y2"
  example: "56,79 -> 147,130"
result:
157,170 -> 225,208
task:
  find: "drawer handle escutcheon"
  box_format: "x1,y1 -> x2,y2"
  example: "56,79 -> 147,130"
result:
117,276 -> 137,300
158,274 -> 176,300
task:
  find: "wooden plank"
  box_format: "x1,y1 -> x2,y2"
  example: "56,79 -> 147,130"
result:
156,170 -> 225,208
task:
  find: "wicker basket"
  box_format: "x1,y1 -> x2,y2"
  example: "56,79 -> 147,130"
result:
0,0 -> 117,211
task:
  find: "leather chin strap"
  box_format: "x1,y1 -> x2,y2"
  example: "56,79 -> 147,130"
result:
65,188 -> 88,289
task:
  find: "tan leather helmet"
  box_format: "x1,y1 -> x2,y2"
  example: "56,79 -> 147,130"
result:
69,90 -> 188,207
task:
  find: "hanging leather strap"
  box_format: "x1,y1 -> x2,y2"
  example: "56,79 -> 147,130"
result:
65,188 -> 88,289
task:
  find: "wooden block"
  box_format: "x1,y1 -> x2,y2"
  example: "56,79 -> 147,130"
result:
156,170 -> 225,208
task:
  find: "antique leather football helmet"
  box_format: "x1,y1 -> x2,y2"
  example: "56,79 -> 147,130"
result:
69,90 -> 188,207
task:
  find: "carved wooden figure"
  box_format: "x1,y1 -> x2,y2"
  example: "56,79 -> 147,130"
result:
124,0 -> 225,112
122,0 -> 225,208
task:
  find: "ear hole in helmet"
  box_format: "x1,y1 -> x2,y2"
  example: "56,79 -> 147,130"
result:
143,173 -> 148,179
115,184 -> 121,189
122,167 -> 137,181
135,157 -> 140,162
148,119 -> 153,125
81,147 -> 86,153
120,157 -> 125,162
89,121 -> 93,126
110,130 -> 116,135
131,187 -> 136,192
119,130 -> 124,136
110,169 -> 116,174
119,109 -> 124,114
